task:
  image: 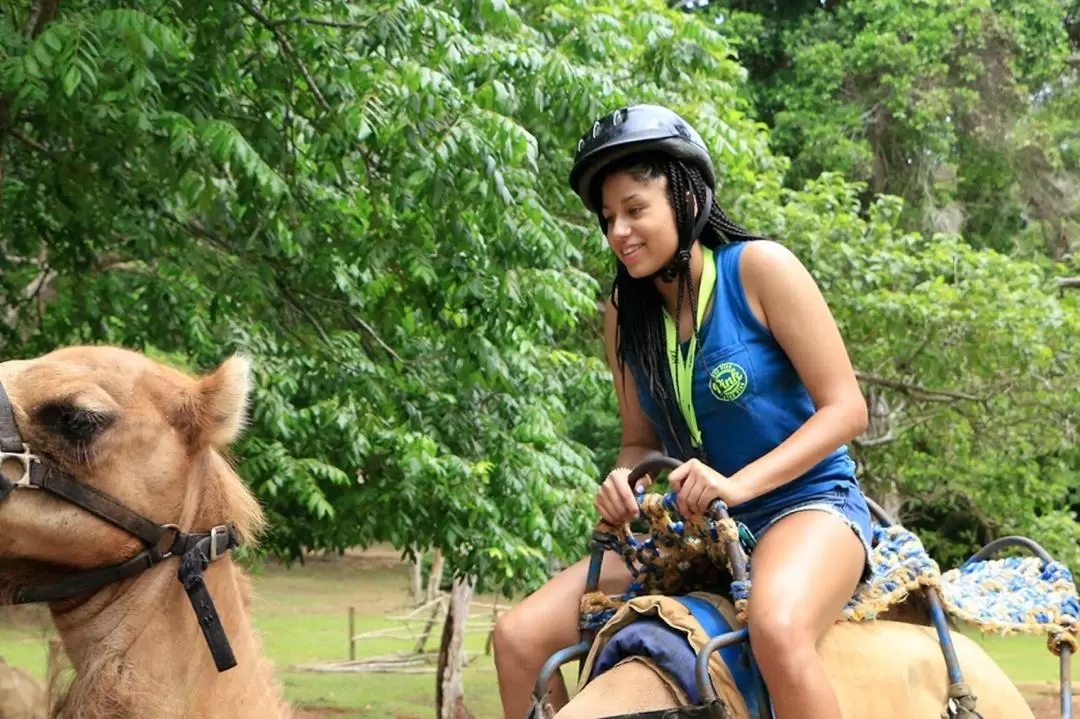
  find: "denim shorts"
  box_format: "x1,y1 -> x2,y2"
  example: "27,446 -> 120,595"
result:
730,479 -> 875,583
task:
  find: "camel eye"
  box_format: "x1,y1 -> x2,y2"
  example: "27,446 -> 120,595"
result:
34,402 -> 115,446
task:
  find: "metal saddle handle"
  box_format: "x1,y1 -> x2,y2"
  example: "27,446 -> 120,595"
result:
623,455 -> 750,585
626,454 -> 682,488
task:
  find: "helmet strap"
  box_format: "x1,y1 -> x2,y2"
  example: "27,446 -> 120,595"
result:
655,185 -> 713,284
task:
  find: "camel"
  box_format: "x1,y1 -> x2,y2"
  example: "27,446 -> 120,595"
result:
554,595 -> 1036,719
0,346 -> 292,718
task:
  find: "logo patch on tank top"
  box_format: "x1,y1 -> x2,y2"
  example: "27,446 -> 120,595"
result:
708,362 -> 748,401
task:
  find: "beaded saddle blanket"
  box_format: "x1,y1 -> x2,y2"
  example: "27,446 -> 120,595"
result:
581,493 -> 1079,657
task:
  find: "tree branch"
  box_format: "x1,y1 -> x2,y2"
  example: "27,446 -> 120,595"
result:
161,210 -> 243,259
159,209 -> 405,361
1058,276 -> 1080,290
24,0 -> 61,37
3,267 -> 57,331
10,128 -> 54,155
290,288 -> 404,362
854,371 -> 982,403
1,0 -> 62,159
236,0 -> 331,113
268,16 -> 367,29
346,314 -> 403,362
852,432 -> 895,449
275,277 -> 332,345
2,251 -> 140,334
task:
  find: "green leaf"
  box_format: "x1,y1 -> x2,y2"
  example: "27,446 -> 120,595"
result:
61,63 -> 81,96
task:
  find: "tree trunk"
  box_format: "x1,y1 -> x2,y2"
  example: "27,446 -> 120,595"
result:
880,482 -> 904,521
427,549 -> 445,603
484,598 -> 498,656
413,598 -> 444,654
436,576 -> 475,719
410,549 -> 424,605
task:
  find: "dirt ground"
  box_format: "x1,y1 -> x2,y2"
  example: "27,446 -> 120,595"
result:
1021,683 -> 1078,719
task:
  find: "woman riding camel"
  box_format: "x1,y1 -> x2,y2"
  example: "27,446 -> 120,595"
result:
493,104 -> 875,719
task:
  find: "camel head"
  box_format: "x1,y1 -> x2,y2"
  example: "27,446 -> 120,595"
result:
0,345 -> 264,604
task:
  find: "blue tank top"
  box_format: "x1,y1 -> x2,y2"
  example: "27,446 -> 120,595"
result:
630,241 -> 857,510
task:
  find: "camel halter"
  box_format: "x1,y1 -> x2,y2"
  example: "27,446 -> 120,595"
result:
0,382 -> 242,673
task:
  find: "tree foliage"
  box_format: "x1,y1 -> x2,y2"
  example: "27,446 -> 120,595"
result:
721,0 -> 1080,258
1,0 -> 1077,589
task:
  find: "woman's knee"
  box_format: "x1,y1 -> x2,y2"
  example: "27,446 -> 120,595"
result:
748,609 -> 814,665
494,603 -> 542,665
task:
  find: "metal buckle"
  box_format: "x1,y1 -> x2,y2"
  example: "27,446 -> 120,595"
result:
0,443 -> 39,489
209,524 -> 229,561
155,523 -> 182,560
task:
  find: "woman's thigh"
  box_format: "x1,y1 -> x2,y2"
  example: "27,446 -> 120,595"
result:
746,508 -> 865,641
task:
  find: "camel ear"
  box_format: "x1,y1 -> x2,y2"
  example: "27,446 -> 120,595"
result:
180,354 -> 252,447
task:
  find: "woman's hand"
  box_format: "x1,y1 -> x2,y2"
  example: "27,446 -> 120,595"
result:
595,467 -> 652,525
668,459 -> 749,517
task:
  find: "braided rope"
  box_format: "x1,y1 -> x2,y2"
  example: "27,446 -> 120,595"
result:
582,492 -> 745,629
938,555 -> 1080,656
841,524 -> 943,621
582,497 -> 1080,657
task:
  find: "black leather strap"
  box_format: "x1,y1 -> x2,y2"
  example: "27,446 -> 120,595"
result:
29,462 -> 165,546
14,549 -> 160,603
13,524 -> 240,605
0,383 -> 27,503
178,536 -> 238,672
0,384 -> 24,452
528,701 -> 730,719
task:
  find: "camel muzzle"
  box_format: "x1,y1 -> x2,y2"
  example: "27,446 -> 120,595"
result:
0,382 -> 242,673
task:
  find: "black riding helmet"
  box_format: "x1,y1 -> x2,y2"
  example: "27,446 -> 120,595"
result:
568,104 -> 716,213
568,104 -> 716,281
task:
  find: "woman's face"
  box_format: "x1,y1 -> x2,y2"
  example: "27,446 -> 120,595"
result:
600,170 -> 677,279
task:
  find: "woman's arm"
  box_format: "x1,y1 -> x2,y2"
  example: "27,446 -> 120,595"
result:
732,240 -> 868,500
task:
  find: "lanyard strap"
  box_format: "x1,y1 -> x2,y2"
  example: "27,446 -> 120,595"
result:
663,245 -> 716,449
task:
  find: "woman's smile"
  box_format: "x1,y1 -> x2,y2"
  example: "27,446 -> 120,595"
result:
620,243 -> 645,265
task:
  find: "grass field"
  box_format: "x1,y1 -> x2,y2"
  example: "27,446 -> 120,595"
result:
1,546 -> 1077,718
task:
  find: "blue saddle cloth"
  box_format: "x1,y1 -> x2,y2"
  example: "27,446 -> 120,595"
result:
587,595 -> 770,718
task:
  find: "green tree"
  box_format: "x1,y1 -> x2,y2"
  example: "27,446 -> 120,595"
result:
2,0 -> 1077,591
717,0 -> 1080,260
0,0 -> 776,593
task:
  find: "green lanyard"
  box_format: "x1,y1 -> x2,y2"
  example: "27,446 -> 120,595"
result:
663,245 -> 716,449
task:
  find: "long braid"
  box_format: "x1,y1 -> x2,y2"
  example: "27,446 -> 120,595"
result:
706,194 -> 760,244
603,154 -> 767,460
665,163 -> 697,458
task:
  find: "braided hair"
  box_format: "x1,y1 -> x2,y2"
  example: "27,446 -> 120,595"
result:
594,152 -> 766,461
